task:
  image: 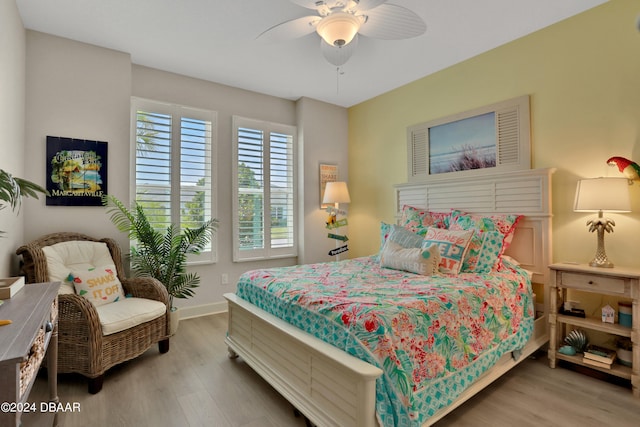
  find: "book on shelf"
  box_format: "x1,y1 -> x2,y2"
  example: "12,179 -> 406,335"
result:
582,357 -> 613,370
583,344 -> 617,365
0,276 -> 25,299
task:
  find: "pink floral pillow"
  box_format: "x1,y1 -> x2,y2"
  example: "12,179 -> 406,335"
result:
422,228 -> 474,274
448,210 -> 522,272
399,205 -> 450,236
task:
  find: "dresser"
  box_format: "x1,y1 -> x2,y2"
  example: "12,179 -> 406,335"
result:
0,281 -> 60,427
548,263 -> 639,397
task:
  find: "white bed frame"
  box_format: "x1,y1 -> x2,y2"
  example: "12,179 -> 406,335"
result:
225,168 -> 555,427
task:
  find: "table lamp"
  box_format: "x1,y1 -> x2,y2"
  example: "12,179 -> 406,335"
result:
574,177 -> 631,268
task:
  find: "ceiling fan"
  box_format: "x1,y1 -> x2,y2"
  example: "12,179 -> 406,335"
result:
258,0 -> 427,66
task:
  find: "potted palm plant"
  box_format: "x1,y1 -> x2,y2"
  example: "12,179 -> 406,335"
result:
0,169 -> 48,234
102,195 -> 218,334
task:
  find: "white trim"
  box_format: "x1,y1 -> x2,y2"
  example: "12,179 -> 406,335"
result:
130,97 -> 218,264
176,301 -> 228,320
232,115 -> 298,262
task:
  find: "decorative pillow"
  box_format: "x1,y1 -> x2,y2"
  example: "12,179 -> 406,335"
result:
380,240 -> 440,276
422,228 -> 474,274
377,222 -> 393,257
69,264 -> 125,306
399,205 -> 450,235
448,210 -> 522,272
387,224 -> 424,247
42,241 -> 116,295
377,222 -> 424,255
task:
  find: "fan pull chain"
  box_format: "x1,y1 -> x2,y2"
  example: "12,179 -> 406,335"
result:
336,66 -> 345,95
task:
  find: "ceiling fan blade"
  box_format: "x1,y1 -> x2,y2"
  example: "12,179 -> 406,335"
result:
321,34 -> 358,66
358,3 -> 426,40
289,0 -> 324,10
257,16 -> 321,43
352,0 -> 388,11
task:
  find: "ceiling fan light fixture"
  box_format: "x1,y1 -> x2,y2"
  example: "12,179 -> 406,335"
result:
316,12 -> 362,47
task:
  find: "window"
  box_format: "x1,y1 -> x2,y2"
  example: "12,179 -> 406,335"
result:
232,116 -> 297,261
131,98 -> 217,263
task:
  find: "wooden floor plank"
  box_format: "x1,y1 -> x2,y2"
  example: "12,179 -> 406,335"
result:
28,313 -> 640,426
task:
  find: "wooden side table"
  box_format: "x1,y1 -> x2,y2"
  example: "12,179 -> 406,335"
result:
548,263 -> 639,397
0,282 -> 60,427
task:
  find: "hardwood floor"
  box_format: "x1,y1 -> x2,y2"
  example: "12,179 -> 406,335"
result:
29,313 -> 640,427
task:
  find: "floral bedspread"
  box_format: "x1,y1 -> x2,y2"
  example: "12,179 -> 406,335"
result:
235,256 -> 534,427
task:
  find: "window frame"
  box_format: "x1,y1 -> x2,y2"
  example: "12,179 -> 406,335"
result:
232,115 -> 298,262
131,97 -> 218,265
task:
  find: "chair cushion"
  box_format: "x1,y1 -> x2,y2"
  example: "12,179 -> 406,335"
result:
95,298 -> 166,336
42,241 -> 116,295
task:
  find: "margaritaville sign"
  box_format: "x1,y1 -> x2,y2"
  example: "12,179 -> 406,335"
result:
46,136 -> 108,206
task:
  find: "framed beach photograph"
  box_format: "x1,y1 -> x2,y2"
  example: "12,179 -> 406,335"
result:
406,95 -> 531,182
428,112 -> 496,175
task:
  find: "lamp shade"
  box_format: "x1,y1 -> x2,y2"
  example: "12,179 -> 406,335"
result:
574,177 -> 631,213
316,13 -> 361,47
323,181 -> 351,204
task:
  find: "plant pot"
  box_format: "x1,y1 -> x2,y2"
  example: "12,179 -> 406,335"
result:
169,307 -> 180,336
617,347 -> 632,367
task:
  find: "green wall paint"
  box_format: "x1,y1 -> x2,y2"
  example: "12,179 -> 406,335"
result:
348,0 -> 640,272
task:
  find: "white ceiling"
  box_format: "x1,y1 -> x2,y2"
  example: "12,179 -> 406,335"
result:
16,0 -> 607,108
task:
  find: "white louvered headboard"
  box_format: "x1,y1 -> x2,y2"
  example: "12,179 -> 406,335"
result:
394,168 -> 555,286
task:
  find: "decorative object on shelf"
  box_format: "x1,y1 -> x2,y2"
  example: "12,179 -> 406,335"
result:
618,301 -> 632,327
562,300 -> 586,317
582,344 -> 616,370
607,156 -> 640,183
564,329 -> 588,353
322,181 -> 350,258
0,169 -> 48,235
615,337 -> 633,367
601,304 -> 615,324
558,345 -> 576,356
0,277 -> 25,299
573,177 -> 631,268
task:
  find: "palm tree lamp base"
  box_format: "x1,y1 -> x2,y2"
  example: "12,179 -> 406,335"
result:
588,225 -> 614,268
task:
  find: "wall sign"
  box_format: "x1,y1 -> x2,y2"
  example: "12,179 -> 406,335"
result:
46,136 -> 108,206
319,163 -> 338,209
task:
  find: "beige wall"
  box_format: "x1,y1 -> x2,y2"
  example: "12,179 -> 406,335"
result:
18,29 -> 347,314
0,1 -> 27,276
348,0 -> 640,274
296,97 -> 350,264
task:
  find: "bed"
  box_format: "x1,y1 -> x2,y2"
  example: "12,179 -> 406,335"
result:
224,168 -> 554,426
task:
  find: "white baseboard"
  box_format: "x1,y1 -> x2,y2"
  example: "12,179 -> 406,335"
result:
177,301 -> 227,320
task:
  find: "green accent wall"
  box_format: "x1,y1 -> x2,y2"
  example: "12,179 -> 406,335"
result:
348,0 -> 640,273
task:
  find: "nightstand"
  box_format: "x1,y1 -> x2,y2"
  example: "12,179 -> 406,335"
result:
548,263 -> 639,397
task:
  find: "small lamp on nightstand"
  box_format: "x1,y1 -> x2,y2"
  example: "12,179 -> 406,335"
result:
574,177 -> 631,268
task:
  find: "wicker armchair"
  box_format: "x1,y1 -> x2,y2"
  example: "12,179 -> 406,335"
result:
16,232 -> 170,394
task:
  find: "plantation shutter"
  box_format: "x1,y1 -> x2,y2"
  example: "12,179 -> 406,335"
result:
132,98 -> 217,263
180,117 -> 213,234
135,110 -> 172,228
270,131 -> 294,249
237,126 -> 265,252
232,116 -> 297,261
